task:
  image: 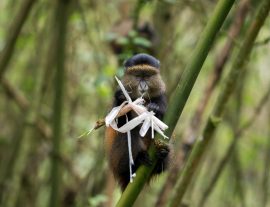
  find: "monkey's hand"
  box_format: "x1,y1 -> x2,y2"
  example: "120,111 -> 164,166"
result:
152,139 -> 170,174
147,102 -> 160,114
154,139 -> 170,160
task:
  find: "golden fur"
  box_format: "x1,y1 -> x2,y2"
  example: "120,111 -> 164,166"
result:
122,67 -> 166,99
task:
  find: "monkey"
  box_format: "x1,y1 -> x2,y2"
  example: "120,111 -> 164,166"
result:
105,53 -> 170,191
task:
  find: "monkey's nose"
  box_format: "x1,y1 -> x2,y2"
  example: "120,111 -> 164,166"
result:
139,81 -> 149,94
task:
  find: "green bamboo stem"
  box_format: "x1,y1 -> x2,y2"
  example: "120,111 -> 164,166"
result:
231,149 -> 246,206
169,0 -> 270,206
164,0 -> 235,137
0,0 -> 36,79
155,2 -> 250,205
116,0 -> 235,206
49,1 -> 71,207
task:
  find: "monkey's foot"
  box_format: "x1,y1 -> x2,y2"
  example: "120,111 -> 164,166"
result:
152,140 -> 170,174
154,139 -> 170,160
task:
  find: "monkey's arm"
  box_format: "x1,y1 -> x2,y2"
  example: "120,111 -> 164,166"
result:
113,89 -> 167,122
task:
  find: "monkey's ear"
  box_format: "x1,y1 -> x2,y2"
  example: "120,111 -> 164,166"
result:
123,59 -> 128,68
157,59 -> 160,67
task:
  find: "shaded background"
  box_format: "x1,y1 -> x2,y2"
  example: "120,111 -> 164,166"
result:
0,0 -> 270,206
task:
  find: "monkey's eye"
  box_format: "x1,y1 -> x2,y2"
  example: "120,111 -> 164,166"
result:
144,74 -> 151,78
135,74 -> 141,79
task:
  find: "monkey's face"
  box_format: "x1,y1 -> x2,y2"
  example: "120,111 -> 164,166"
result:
122,69 -> 165,99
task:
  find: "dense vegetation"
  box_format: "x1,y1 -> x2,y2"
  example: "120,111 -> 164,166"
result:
0,0 -> 269,206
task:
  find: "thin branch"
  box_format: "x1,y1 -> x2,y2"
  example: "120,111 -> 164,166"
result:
1,78 -> 29,110
236,83 -> 270,137
0,78 -> 51,139
254,36 -> 270,46
231,150 -> 246,207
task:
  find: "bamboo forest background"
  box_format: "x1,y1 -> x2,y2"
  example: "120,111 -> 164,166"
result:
0,0 -> 270,207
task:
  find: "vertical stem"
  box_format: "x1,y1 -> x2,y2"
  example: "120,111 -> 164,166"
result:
183,0 -> 250,147
163,0 -> 235,137
49,0 -> 71,207
155,2 -> 249,205
0,0 -> 36,79
231,150 -> 246,207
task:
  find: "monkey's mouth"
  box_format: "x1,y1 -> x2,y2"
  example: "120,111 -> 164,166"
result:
138,81 -> 149,95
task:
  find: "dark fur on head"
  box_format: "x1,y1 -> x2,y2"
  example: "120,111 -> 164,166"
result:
124,53 -> 160,69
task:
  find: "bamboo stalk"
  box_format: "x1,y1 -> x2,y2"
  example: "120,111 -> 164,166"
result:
169,0 -> 270,206
48,0 -> 71,207
163,0 -> 235,137
231,149 -> 246,207
0,0 -> 36,79
115,0 -> 235,206
155,1 -> 250,205
182,0 -> 250,148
